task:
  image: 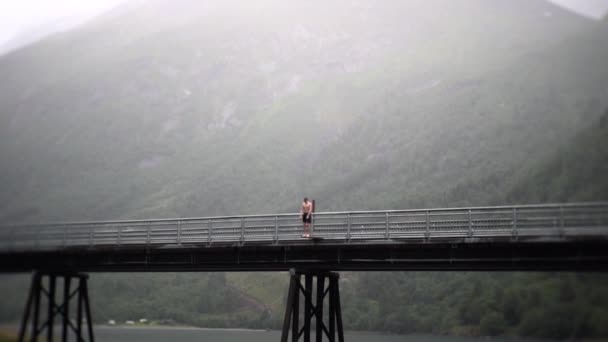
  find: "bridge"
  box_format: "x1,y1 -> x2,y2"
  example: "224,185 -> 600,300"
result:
2,202 -> 608,272
2,202 -> 608,342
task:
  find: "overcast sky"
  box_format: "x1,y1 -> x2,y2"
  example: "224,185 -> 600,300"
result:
550,0 -> 608,18
0,0 -> 607,47
0,0 -> 128,44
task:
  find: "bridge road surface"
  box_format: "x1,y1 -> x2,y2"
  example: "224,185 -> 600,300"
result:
1,202 -> 607,272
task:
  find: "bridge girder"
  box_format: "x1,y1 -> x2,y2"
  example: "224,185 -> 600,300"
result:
2,240 -> 608,273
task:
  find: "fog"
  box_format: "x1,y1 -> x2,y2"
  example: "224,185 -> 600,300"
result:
0,0 -> 606,219
549,0 -> 608,18
1,0 -> 608,54
0,0 -> 128,53
0,0 -> 607,340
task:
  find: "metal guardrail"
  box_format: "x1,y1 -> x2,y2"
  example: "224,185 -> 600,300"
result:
0,202 -> 607,252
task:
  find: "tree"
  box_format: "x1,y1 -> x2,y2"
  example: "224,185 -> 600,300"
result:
480,312 -> 507,336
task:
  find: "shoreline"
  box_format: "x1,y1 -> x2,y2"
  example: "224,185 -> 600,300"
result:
96,325 -> 269,332
1,322 -> 268,333
4,323 -> 608,341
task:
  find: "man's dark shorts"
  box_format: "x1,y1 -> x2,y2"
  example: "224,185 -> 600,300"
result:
302,213 -> 312,223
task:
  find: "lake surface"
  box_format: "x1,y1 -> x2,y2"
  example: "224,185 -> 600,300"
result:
95,326 -> 545,342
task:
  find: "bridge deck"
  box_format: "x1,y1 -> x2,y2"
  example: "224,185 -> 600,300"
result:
1,202 -> 607,272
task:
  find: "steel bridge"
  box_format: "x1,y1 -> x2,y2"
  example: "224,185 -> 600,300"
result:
2,202 -> 608,342
1,202 -> 608,272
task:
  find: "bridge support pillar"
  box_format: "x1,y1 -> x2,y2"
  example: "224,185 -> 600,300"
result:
18,272 -> 94,342
281,270 -> 344,342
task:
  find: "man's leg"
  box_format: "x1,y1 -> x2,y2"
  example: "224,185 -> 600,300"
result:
302,215 -> 308,237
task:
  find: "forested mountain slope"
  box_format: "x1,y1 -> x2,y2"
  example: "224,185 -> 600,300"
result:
0,0 -> 604,221
0,0 -> 607,339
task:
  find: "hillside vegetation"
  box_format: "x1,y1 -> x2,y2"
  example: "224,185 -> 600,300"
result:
0,0 -> 604,221
0,0 -> 607,339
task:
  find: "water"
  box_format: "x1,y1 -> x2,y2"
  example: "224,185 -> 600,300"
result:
95,326 -> 543,342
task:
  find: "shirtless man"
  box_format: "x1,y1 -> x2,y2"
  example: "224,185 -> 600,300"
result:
300,197 -> 313,237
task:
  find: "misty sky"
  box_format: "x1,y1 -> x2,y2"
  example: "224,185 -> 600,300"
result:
0,0 -> 607,47
550,0 -> 608,18
0,0 -> 128,44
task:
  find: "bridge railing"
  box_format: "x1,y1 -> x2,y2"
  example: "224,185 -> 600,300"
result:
1,202 -> 607,252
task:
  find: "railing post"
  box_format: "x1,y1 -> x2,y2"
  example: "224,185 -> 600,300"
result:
385,213 -> 390,240
240,218 -> 245,244
62,224 -> 67,249
208,220 -> 213,246
559,206 -> 565,238
597,204 -> 606,226
468,209 -> 473,237
425,211 -> 430,241
512,208 -> 518,239
346,214 -> 351,242
176,220 -> 182,245
274,216 -> 279,244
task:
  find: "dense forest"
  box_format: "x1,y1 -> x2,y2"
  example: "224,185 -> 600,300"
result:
0,0 -> 607,339
1,111 -> 606,339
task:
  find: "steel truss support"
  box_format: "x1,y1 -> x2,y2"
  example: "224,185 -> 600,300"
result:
281,270 -> 344,342
18,272 -> 94,342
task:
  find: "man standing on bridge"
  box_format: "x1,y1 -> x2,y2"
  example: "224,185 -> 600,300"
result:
301,197 -> 313,238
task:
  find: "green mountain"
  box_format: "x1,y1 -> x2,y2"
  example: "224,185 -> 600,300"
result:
504,108 -> 608,203
337,112 -> 608,338
1,0 -> 607,339
0,0 -> 604,222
